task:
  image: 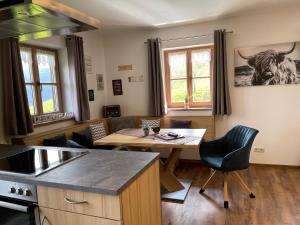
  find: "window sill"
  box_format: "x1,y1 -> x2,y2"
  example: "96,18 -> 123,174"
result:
168,107 -> 212,112
32,112 -> 75,127
33,117 -> 75,128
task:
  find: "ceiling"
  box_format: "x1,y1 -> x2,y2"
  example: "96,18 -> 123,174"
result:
58,0 -> 300,30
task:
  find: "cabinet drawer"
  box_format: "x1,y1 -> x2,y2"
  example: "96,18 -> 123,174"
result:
37,186 -> 121,220
39,207 -> 121,225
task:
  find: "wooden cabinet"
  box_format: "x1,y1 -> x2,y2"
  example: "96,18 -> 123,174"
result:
120,160 -> 161,225
39,207 -> 121,225
37,160 -> 161,225
38,186 -> 121,220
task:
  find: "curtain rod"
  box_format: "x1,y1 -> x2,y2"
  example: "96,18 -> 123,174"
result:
144,30 -> 233,44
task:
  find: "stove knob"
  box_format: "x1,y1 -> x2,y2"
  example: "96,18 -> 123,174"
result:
24,189 -> 31,196
17,188 -> 24,195
10,187 -> 16,194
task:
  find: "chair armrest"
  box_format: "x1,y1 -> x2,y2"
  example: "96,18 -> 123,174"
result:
221,147 -> 250,170
200,137 -> 226,155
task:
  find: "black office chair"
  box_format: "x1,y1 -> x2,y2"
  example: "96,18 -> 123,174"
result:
199,125 -> 259,208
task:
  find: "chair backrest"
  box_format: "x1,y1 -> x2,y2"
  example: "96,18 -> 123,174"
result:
224,125 -> 259,153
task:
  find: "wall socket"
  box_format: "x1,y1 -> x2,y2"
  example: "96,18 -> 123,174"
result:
254,147 -> 265,153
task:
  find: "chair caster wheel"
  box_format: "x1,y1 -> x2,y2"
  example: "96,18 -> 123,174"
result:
199,188 -> 205,194
224,201 -> 229,208
249,193 -> 256,198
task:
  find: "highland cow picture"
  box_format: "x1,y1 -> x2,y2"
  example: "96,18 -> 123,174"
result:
234,42 -> 300,87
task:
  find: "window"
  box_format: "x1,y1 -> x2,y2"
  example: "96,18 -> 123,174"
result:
164,46 -> 213,108
20,45 -> 63,115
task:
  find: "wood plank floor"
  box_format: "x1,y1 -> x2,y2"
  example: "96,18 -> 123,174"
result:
162,162 -> 300,225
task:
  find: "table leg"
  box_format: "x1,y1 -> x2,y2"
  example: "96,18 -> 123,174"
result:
160,160 -> 184,192
164,148 -> 182,173
124,146 -> 191,203
160,148 -> 192,203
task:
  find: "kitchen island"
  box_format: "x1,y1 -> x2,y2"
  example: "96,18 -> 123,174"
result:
0,145 -> 161,225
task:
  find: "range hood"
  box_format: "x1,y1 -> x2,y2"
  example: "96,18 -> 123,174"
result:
0,0 -> 100,41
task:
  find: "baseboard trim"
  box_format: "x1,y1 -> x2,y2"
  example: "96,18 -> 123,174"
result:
249,163 -> 300,168
161,158 -> 300,168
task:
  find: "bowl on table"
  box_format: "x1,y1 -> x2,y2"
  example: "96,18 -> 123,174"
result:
152,127 -> 160,134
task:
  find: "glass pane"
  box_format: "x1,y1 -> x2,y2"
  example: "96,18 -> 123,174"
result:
37,50 -> 56,83
20,48 -> 33,83
26,85 -> 37,115
192,49 -> 211,77
171,79 -> 187,103
192,78 -> 211,102
41,85 -> 59,113
169,51 -> 187,79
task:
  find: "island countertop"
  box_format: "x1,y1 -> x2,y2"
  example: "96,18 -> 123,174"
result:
0,145 -> 160,195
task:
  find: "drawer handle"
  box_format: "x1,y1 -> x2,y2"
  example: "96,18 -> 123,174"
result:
64,197 -> 88,205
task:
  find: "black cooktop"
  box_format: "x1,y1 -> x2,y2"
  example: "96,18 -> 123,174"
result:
0,148 -> 88,176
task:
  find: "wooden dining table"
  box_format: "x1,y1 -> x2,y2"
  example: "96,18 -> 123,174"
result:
94,128 -> 206,203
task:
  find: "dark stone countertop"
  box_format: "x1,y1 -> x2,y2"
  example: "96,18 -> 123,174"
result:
0,145 -> 160,195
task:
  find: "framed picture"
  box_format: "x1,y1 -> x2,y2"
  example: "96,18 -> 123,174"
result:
88,89 -> 94,101
234,42 -> 300,87
112,79 -> 123,95
96,74 -> 104,91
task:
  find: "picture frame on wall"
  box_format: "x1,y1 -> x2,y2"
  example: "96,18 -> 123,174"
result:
88,89 -> 95,101
112,79 -> 123,95
234,41 -> 300,87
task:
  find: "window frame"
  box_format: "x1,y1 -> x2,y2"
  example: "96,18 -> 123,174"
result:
164,46 -> 213,109
20,44 -> 64,116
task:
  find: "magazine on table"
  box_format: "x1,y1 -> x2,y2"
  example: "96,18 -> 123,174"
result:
155,132 -> 184,141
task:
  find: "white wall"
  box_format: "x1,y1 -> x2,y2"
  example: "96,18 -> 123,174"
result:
78,31 -> 108,119
103,7 -> 300,165
104,30 -> 150,116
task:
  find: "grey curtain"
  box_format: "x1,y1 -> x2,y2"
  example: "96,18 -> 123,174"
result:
0,38 -> 33,136
213,30 -> 232,116
66,35 -> 90,122
147,38 -> 165,116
